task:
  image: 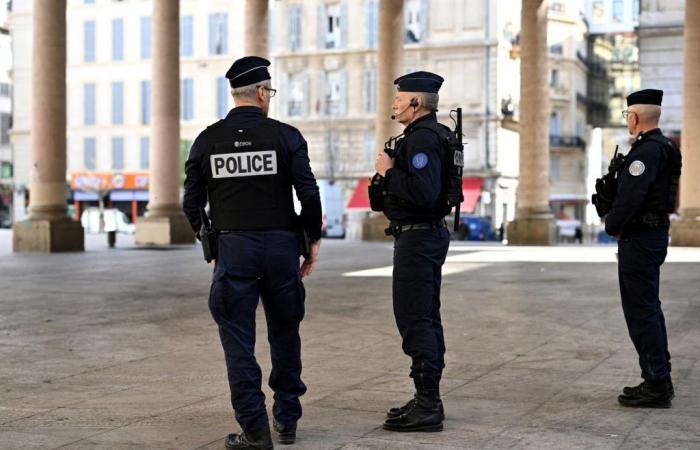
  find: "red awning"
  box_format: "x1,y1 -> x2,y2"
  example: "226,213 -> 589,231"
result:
346,178 -> 372,210
345,177 -> 483,212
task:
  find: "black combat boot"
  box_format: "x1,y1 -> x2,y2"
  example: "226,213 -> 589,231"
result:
618,377 -> 673,408
225,427 -> 274,450
383,390 -> 444,432
272,418 -> 296,445
386,394 -> 444,419
623,377 -> 674,399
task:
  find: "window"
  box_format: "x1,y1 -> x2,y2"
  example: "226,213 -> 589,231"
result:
181,15 -> 194,57
141,80 -> 151,125
325,3 -> 342,49
364,68 -> 376,113
367,0 -> 378,49
84,21 -> 96,62
405,0 -> 422,44
141,16 -> 152,59
550,112 -> 560,136
216,77 -> 229,118
287,73 -> 308,117
549,43 -> 563,55
112,18 -> 124,60
289,5 -> 302,52
325,70 -> 347,115
112,137 -> 124,170
181,79 -> 194,120
112,82 -> 124,125
84,138 -> 97,170
0,113 -> 11,145
364,133 -> 376,171
84,0 -> 95,3
613,0 -> 624,23
0,83 -> 10,97
550,155 -> 560,182
209,13 -> 228,55
550,69 -> 559,87
84,83 -> 96,125
1,162 -> 12,179
140,137 -> 150,170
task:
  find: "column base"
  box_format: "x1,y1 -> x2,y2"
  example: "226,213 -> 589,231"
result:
507,216 -> 556,245
134,212 -> 195,245
361,213 -> 393,241
670,217 -> 700,247
13,218 -> 84,252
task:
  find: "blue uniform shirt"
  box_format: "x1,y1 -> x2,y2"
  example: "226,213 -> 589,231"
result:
605,128 -> 665,236
183,106 -> 322,239
383,112 -> 445,224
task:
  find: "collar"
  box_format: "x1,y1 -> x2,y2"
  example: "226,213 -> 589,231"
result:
405,112 -> 437,134
225,106 -> 264,120
633,128 -> 662,146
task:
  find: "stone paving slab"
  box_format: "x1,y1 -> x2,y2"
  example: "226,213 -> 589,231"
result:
1,230 -> 699,449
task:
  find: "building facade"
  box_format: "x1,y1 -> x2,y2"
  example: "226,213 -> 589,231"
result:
0,1 -> 11,227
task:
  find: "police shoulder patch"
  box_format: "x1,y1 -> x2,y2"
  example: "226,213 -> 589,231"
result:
412,152 -> 429,170
629,160 -> 645,177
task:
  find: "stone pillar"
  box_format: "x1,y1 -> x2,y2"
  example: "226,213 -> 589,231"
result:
507,0 -> 555,245
135,0 -> 193,245
244,0 -> 269,57
671,1 -> 700,246
13,0 -> 84,252
375,0 -> 404,151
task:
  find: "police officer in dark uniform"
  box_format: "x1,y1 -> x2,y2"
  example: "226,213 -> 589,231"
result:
183,56 -> 322,449
605,89 -> 682,408
374,72 -> 451,432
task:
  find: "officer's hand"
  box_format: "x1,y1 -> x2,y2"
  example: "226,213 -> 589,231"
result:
375,152 -> 394,177
300,239 -> 321,278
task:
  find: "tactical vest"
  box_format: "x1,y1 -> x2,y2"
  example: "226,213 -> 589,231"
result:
635,134 -> 682,215
204,118 -> 296,231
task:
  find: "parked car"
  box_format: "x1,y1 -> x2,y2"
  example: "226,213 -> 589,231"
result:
451,215 -> 497,241
80,207 -> 135,234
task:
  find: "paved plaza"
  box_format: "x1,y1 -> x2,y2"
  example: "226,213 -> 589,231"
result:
0,229 -> 699,449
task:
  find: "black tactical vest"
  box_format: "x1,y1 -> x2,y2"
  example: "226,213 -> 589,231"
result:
636,134 -> 682,215
204,119 -> 296,231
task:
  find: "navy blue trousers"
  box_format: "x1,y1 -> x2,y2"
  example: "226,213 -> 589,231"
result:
392,227 -> 450,392
209,230 -> 306,432
617,229 -> 671,381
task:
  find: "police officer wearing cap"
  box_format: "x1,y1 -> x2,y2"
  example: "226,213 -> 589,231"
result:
183,56 -> 322,449
374,71 -> 451,432
606,89 -> 682,408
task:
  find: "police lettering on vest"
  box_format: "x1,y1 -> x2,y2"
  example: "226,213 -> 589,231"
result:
211,150 -> 278,178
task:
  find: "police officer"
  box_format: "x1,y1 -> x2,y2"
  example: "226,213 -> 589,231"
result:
374,72 -> 451,432
606,89 -> 682,408
183,56 -> 322,449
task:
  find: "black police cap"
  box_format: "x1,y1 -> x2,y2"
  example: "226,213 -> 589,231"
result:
394,71 -> 444,94
627,89 -> 663,106
225,56 -> 271,89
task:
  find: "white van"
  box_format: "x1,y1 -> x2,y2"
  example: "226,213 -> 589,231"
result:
81,207 -> 135,234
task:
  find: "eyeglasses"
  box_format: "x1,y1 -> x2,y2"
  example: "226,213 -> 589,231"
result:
622,109 -> 634,119
257,86 -> 277,98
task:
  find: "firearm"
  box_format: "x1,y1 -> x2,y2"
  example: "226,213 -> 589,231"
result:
592,145 -> 626,218
199,208 -> 218,263
447,108 -> 465,232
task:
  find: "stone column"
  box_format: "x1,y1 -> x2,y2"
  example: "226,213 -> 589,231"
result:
507,0 -> 555,245
375,0 -> 404,152
244,0 -> 269,58
671,1 -> 700,246
135,0 -> 193,245
13,0 -> 84,252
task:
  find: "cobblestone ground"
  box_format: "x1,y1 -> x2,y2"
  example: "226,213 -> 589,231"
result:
1,230 -> 699,449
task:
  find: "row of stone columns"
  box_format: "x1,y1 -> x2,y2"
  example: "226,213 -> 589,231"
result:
12,0 -> 700,252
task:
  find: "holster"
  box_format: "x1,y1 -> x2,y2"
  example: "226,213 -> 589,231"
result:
199,225 -> 218,263
295,218 -> 311,259
368,174 -> 386,212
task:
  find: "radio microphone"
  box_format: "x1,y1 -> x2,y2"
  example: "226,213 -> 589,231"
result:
391,98 -> 418,120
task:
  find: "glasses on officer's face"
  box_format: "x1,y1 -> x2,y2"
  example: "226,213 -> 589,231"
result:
257,86 -> 277,98
622,109 -> 634,120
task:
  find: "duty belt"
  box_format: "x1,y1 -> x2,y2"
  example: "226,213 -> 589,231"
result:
627,213 -> 670,230
385,220 -> 446,237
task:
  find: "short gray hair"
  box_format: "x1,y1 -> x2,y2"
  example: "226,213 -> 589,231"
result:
420,92 -> 439,111
231,79 -> 271,101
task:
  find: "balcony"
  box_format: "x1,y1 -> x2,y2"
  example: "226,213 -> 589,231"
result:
550,135 -> 586,149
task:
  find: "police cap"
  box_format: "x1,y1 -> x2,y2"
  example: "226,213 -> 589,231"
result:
394,71 -> 444,93
627,89 -> 663,106
226,56 -> 271,89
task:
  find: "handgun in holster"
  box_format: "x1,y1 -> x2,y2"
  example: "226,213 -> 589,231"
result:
199,208 -> 218,263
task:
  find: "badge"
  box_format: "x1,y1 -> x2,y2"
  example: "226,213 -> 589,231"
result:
629,160 -> 645,177
412,152 -> 429,169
